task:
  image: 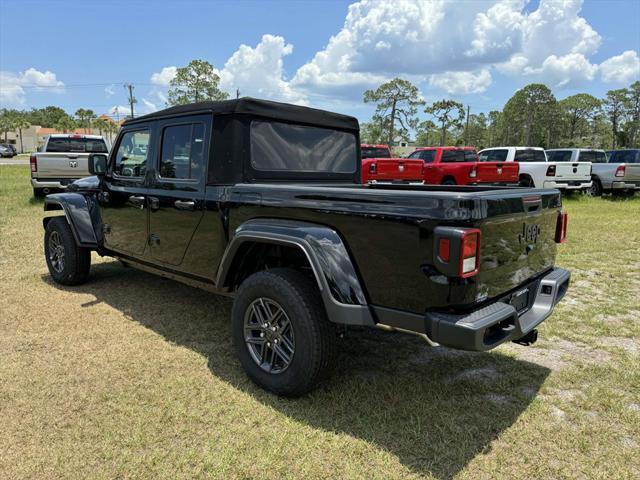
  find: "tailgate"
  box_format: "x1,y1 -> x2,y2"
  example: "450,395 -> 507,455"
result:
470,191 -> 561,302
36,153 -> 90,178
371,158 -> 423,181
554,162 -> 591,180
623,163 -> 640,182
476,162 -> 519,183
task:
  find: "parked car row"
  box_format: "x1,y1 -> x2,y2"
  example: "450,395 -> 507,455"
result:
360,144 -> 639,196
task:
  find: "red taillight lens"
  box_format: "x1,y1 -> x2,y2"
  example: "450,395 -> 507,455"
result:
460,229 -> 481,277
546,164 -> 556,176
438,238 -> 450,262
555,211 -> 568,244
615,165 -> 625,177
30,154 -> 37,172
469,166 -> 477,178
369,162 -> 377,174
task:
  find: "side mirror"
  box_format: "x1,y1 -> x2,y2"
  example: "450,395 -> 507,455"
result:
88,153 -> 108,175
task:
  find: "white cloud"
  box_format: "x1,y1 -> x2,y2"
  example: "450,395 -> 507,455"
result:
219,34 -> 306,104
600,50 -> 640,84
429,69 -> 493,94
0,67 -> 64,104
150,66 -> 177,86
141,98 -> 158,113
104,84 -> 115,97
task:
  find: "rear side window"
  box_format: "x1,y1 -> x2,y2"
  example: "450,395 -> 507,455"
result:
160,123 -> 205,180
547,150 -> 573,162
250,120 -> 357,173
361,147 -> 391,159
420,150 -> 436,163
592,152 -> 607,163
479,149 -> 508,161
464,150 -> 478,161
46,137 -> 108,153
515,149 -> 546,162
441,150 -> 465,162
113,130 -> 150,177
614,150 -> 640,163
408,151 -> 422,159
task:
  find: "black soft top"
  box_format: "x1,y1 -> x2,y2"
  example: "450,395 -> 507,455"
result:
125,97 -> 359,131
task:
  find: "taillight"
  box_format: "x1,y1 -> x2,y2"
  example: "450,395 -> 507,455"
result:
369,162 -> 377,174
546,164 -> 556,176
460,229 -> 481,277
555,211 -> 568,244
438,238 -> 450,262
615,165 -> 625,177
433,227 -> 481,278
30,154 -> 37,173
469,166 -> 477,178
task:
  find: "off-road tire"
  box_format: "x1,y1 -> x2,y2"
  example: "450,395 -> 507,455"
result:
44,217 -> 91,285
232,268 -> 336,397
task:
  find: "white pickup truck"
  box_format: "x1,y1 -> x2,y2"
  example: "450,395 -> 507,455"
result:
30,134 -> 109,197
478,146 -> 592,191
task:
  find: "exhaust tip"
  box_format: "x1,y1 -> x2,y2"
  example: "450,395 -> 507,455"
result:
513,329 -> 538,346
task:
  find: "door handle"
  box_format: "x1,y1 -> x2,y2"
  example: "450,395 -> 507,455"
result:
128,195 -> 145,209
174,200 -> 196,211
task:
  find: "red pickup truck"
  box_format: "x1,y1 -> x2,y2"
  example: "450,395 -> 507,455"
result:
361,144 -> 424,184
407,146 -> 519,185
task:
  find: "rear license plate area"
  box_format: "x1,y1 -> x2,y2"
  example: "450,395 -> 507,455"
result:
510,288 -> 530,313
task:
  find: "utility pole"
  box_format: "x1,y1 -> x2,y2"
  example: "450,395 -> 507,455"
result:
464,105 -> 470,145
236,88 -> 240,99
124,83 -> 136,118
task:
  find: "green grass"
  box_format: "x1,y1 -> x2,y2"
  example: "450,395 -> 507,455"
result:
1,165 -> 639,479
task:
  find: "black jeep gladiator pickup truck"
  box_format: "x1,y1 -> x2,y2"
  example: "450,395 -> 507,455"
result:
42,98 -> 570,396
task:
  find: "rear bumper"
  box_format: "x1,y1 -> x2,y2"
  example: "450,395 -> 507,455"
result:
372,267 -> 570,351
611,181 -> 640,191
31,178 -> 78,190
543,180 -> 592,190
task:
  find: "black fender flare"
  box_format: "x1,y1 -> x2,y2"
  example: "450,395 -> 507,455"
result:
216,219 -> 374,326
43,193 -> 100,248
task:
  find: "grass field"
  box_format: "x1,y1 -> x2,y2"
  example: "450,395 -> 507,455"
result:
1,164 -> 639,479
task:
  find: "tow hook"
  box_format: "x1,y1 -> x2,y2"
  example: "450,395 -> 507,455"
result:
513,329 -> 538,346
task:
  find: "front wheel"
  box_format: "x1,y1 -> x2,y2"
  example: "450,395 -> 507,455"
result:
44,217 -> 91,285
231,268 -> 336,397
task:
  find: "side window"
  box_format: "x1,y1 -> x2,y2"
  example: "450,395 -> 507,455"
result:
492,149 -> 508,161
593,152 -> 607,163
421,150 -> 435,163
464,150 -> 478,161
159,123 -> 205,180
578,151 -> 594,162
479,151 -> 491,162
441,150 -> 464,162
407,151 -> 422,159
114,130 -> 150,177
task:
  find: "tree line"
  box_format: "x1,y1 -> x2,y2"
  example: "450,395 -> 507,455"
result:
362,79 -> 640,150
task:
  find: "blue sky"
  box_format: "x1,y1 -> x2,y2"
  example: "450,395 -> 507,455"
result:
1,0 -> 639,124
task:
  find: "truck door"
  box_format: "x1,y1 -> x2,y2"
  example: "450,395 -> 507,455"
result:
100,126 -> 154,256
146,115 -> 210,266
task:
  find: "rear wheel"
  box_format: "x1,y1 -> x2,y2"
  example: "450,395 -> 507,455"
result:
231,268 -> 336,397
519,175 -> 535,188
442,177 -> 456,185
588,179 -> 602,196
44,217 -> 91,285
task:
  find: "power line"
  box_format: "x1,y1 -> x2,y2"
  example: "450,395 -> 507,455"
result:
16,82 -> 155,90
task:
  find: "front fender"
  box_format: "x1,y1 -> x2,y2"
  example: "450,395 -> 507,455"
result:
217,219 -> 374,326
44,193 -> 100,248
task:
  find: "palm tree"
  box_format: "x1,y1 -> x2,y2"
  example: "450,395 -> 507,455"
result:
55,116 -> 77,134
14,116 -> 31,153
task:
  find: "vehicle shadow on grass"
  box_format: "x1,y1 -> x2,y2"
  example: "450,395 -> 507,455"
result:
46,261 -> 550,479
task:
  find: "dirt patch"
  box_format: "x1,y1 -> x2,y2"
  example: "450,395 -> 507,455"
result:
482,394 -> 512,406
501,338 -> 611,372
453,365 -> 499,382
598,337 -> 640,355
548,388 -> 584,402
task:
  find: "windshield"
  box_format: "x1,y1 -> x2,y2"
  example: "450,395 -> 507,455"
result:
361,147 -> 391,159
46,137 -> 108,153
